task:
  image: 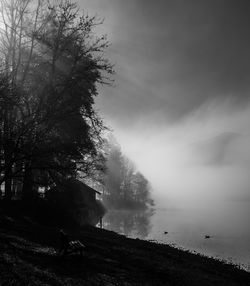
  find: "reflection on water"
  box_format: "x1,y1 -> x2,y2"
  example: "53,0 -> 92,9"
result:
103,209 -> 154,239
103,203 -> 250,271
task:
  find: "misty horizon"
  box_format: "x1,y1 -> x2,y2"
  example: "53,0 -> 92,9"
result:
0,0 -> 250,279
77,0 -> 250,210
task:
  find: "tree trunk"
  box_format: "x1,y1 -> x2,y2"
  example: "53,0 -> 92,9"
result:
3,141 -> 13,201
22,161 -> 34,201
4,169 -> 12,200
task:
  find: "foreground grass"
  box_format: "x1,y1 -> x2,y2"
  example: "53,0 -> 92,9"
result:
0,213 -> 250,286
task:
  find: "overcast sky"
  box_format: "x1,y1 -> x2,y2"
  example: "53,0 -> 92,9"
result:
78,0 -> 250,206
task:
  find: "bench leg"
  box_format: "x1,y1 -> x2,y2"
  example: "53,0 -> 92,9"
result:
80,249 -> 83,257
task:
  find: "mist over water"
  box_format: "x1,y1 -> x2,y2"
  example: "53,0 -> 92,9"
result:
104,202 -> 250,271
104,99 -> 250,270
76,0 -> 250,272
110,99 -> 250,205
151,203 -> 250,269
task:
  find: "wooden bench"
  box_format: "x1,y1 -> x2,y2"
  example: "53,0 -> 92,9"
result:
59,230 -> 85,257
68,240 -> 85,256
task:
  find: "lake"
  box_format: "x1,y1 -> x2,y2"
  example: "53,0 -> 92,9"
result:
103,202 -> 250,271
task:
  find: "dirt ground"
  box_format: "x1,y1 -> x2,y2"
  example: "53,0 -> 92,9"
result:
0,214 -> 250,286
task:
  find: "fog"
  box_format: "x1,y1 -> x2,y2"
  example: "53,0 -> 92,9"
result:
108,98 -> 250,209
76,0 -> 250,266
76,0 -> 250,211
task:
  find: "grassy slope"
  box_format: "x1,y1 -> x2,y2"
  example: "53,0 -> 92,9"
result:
0,214 -> 250,286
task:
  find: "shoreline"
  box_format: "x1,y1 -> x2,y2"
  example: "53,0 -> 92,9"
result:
146,238 -> 250,273
108,232 -> 249,273
103,207 -> 250,273
1,214 -> 250,285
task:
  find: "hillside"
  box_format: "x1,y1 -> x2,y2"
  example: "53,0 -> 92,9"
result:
0,213 -> 250,286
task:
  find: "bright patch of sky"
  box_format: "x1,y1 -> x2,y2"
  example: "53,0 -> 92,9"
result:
77,0 -> 250,207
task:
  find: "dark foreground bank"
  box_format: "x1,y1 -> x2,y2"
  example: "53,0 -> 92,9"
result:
0,214 -> 249,286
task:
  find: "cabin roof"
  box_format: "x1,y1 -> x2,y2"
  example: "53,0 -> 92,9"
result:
63,178 -> 101,195
80,181 -> 101,195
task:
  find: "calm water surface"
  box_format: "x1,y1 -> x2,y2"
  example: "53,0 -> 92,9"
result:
103,202 -> 250,271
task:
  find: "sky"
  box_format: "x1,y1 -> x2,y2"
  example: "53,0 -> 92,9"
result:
78,0 -> 250,207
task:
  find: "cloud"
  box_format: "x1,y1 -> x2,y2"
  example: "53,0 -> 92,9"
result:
89,0 -> 250,128
78,1 -> 250,207
191,132 -> 241,166
111,98 -> 250,206
78,1 -> 250,127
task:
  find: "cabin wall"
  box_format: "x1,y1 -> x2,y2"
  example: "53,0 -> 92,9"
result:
81,189 -> 96,204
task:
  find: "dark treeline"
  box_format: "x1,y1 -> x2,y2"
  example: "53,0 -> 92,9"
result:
0,0 -> 113,203
101,135 -> 154,210
0,0 -> 153,219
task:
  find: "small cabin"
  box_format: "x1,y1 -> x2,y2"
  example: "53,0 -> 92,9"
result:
47,178 -> 105,225
61,178 -> 101,204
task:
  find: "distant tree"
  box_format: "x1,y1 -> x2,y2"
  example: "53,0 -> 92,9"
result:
104,135 -> 124,203
0,0 -> 113,201
132,172 -> 154,207
102,135 -> 154,210
120,156 -> 135,202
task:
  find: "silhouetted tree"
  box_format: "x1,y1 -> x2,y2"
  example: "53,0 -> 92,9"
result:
0,0 -> 113,201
